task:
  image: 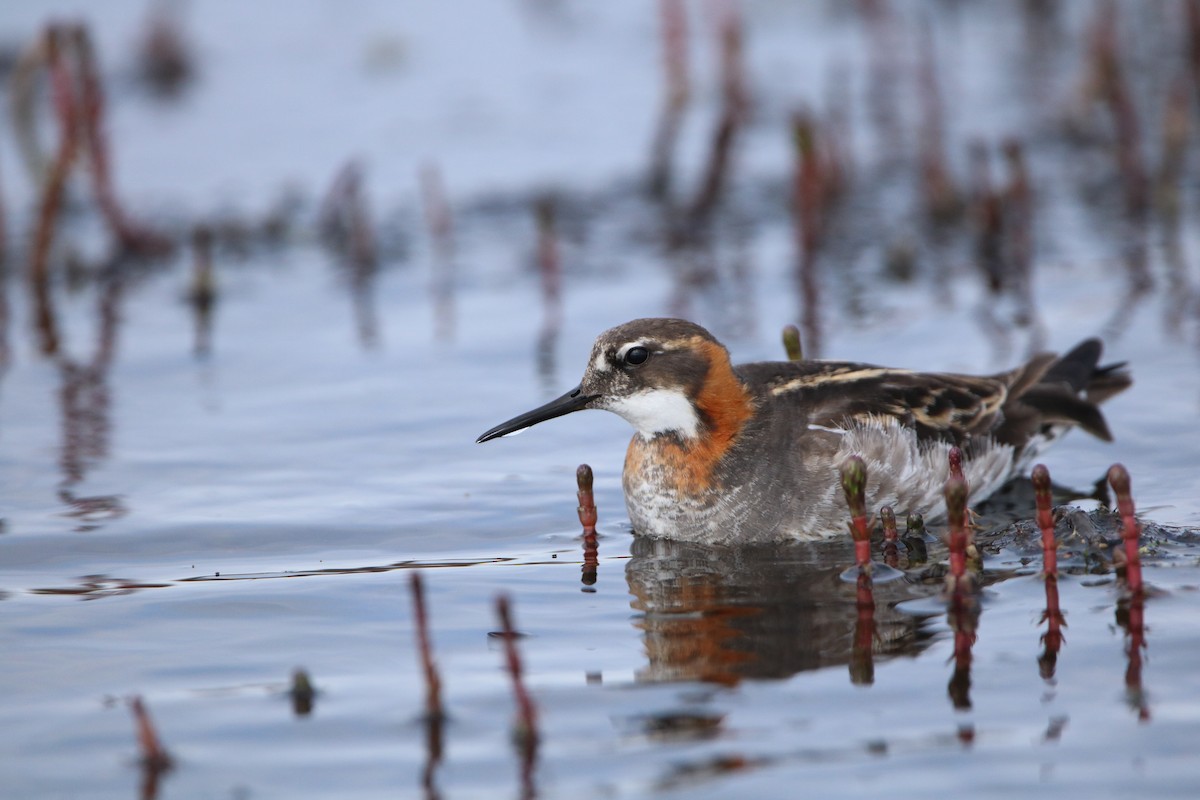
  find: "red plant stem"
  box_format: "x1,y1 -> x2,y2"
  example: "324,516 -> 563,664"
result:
128,695 -> 172,770
535,196 -> 561,330
72,25 -> 168,255
945,474 -> 969,588
792,112 -> 825,258
916,23 -> 958,223
409,573 -> 443,721
1031,464 -> 1057,576
496,594 -> 538,744
576,464 -> 597,536
688,0 -> 746,223
1089,2 -> 1147,216
28,25 -> 78,357
840,456 -> 871,568
1108,463 -> 1142,594
660,0 -> 688,110
647,0 -> 689,200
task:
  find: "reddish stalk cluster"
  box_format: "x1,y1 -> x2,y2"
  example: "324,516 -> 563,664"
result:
24,22 -> 170,291
1107,463 -> 1143,595
840,456 -> 871,570
1106,465 -> 1149,720
577,464 -> 599,586
1031,464 -> 1057,576
944,472 -> 971,593
576,464 -> 598,536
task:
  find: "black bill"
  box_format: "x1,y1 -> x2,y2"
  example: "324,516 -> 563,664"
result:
476,385 -> 598,443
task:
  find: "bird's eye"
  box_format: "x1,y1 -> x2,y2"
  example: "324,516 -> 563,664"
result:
623,346 -> 649,366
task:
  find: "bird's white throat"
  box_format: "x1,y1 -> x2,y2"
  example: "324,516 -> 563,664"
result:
604,389 -> 700,438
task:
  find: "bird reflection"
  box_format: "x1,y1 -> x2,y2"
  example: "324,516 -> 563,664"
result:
625,537 -> 937,686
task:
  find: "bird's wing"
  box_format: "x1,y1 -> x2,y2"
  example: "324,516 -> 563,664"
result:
759,358 -> 1055,446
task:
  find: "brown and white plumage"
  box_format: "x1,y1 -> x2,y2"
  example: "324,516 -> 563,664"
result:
478,318 -> 1131,544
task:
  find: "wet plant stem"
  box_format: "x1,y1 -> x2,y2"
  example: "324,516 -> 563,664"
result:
1032,464 -> 1057,577
1108,463 -> 1143,595
576,464 -> 597,536
410,573 -> 444,722
840,456 -> 870,569
496,594 -> 538,748
945,473 -> 970,593
127,695 -> 173,772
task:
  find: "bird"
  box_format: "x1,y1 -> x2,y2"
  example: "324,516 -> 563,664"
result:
477,318 -> 1131,544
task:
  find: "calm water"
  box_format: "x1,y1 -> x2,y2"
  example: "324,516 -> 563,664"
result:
2,2 -> 1200,798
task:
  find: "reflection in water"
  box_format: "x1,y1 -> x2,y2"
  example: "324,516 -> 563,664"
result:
408,573 -> 445,800
625,537 -> 937,686
30,574 -> 170,599
1116,592 -> 1150,722
1038,575 -> 1066,681
57,265 -> 127,527
945,591 -> 979,714
580,533 -> 599,588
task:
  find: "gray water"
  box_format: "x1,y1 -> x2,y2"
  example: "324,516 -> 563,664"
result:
2,2 -> 1200,798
